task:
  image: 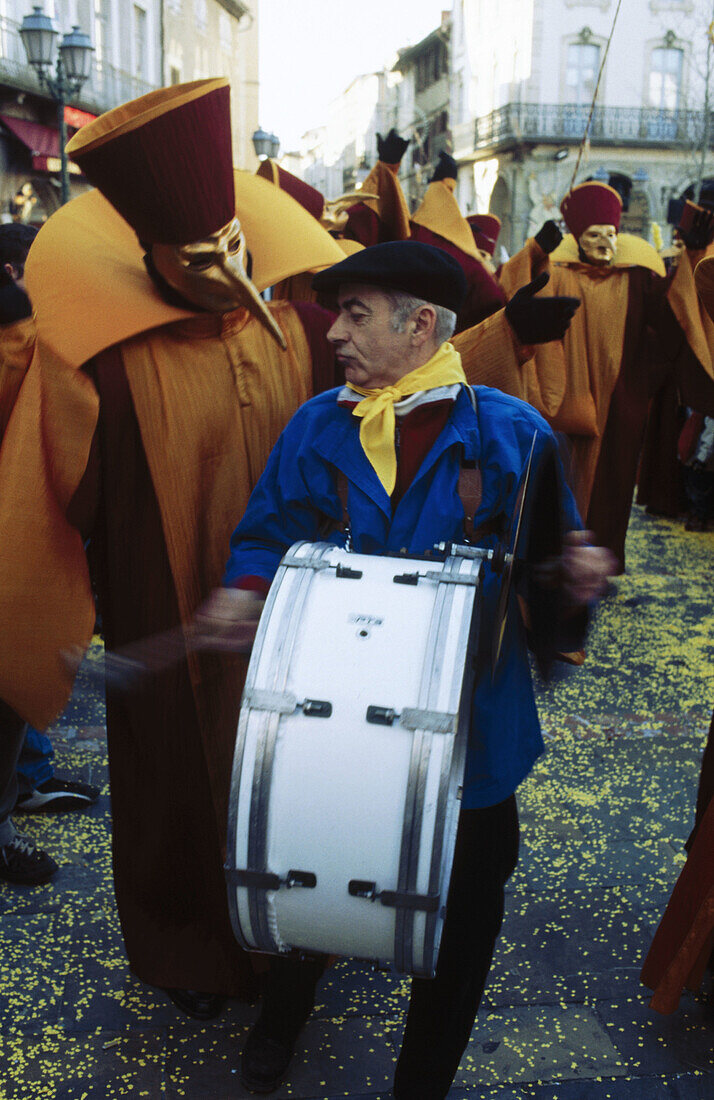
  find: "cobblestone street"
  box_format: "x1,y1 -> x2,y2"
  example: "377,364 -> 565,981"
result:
1,505 -> 712,1098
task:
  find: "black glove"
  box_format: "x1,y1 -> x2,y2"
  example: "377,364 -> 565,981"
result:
505,272 -> 580,344
679,206 -> 714,250
430,151 -> 458,182
376,128 -> 409,164
534,220 -> 563,255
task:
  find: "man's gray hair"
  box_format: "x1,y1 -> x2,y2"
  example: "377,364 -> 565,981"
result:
384,290 -> 457,346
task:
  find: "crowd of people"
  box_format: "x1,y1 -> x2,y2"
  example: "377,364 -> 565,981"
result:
0,77 -> 712,1098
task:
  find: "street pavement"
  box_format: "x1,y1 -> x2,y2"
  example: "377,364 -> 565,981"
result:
1,504 -> 712,1099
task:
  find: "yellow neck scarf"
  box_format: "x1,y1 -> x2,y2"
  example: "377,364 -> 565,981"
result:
347,341 -> 467,495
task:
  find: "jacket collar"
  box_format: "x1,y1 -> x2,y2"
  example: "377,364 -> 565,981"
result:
312,386 -> 481,517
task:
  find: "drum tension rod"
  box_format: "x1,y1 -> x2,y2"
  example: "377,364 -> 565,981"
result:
348,879 -> 440,914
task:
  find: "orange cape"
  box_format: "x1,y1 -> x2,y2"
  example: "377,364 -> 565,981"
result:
25,170 -> 346,368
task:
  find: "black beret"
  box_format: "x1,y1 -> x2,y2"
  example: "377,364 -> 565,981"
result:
311,240 -> 467,313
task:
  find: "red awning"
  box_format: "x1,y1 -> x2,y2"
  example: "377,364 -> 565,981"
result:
0,115 -> 82,175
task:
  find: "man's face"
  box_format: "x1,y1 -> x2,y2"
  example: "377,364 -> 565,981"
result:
578,224 -> 617,266
476,247 -> 496,274
327,284 -> 416,389
151,216 -> 251,312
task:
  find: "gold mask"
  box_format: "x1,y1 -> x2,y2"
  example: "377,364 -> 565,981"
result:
476,247 -> 497,275
578,224 -> 618,267
151,216 -> 286,347
320,192 -> 379,234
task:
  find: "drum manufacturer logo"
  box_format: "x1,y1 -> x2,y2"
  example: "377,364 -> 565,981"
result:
348,613 -> 383,626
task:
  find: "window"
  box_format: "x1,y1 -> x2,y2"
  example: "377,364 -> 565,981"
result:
93,0 -> 110,69
415,40 -> 447,93
649,46 -> 683,110
219,11 -> 232,53
195,0 -> 207,33
133,5 -> 147,80
565,41 -> 601,104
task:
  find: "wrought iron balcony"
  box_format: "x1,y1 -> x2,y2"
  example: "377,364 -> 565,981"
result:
0,14 -> 155,116
474,102 -> 714,152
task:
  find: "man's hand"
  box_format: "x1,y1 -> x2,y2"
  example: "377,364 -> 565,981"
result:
190,587 -> 265,654
534,219 -> 563,255
430,151 -> 458,182
377,128 -> 409,164
505,272 -> 580,345
679,205 -> 714,250
533,530 -> 616,607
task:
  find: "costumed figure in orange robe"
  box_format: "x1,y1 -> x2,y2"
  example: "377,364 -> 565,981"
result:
254,158 -> 366,302
641,258 -> 714,1011
499,180 -> 684,571
410,152 -> 506,331
0,80 -> 576,1013
637,200 -> 714,518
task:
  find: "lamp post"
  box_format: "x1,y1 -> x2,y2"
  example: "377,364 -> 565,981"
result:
252,127 -> 280,161
20,6 -> 94,205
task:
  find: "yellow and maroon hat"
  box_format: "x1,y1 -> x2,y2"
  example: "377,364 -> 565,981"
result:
66,79 -> 234,244
560,181 -> 622,240
256,158 -> 325,221
466,213 -> 501,255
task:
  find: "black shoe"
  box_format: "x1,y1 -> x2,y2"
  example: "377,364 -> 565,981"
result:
0,832 -> 58,885
15,777 -> 101,814
162,987 -> 225,1020
240,1025 -> 295,1094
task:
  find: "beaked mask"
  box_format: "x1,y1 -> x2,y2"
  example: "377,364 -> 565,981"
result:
578,224 -> 618,267
151,216 -> 285,346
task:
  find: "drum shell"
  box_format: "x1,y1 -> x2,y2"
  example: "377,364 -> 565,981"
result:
226,541 -> 482,976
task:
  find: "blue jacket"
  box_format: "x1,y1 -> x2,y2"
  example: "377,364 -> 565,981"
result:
224,384 -> 582,808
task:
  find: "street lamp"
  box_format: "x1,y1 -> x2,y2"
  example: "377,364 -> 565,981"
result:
252,127 -> 280,161
20,6 -> 94,205
252,127 -> 273,159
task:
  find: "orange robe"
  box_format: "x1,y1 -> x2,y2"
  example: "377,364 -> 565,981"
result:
0,288 -> 525,993
641,712 -> 714,1013
0,315 -> 35,440
500,236 -> 668,569
638,247 -> 714,516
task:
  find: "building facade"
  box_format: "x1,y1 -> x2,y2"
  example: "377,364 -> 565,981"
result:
0,0 -> 161,220
0,0 -> 259,222
163,0 -> 258,171
451,0 -> 714,252
392,13 -> 451,210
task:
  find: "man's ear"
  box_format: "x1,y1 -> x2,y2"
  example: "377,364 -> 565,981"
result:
410,305 -> 438,344
3,262 -> 17,281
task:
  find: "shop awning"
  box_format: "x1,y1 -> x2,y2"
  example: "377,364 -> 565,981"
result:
0,115 -> 82,175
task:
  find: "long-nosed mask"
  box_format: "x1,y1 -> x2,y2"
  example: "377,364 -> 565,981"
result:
151,216 -> 286,347
578,224 -> 618,267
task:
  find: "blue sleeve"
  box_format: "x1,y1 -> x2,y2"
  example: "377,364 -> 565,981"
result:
223,409 -> 342,586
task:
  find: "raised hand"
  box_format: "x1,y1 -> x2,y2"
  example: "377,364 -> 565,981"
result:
534,219 -> 563,254
430,151 -> 458,182
505,272 -> 580,344
377,128 -> 409,164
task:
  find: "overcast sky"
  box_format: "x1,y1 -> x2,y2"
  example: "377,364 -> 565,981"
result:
258,1 -> 449,151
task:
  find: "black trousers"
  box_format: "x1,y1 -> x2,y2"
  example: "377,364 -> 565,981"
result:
258,796 -> 520,1100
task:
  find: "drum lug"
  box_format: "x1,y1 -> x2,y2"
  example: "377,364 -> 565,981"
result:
366,705 -> 397,726
348,879 -> 440,913
335,563 -> 363,579
225,867 -> 317,890
393,571 -> 420,585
